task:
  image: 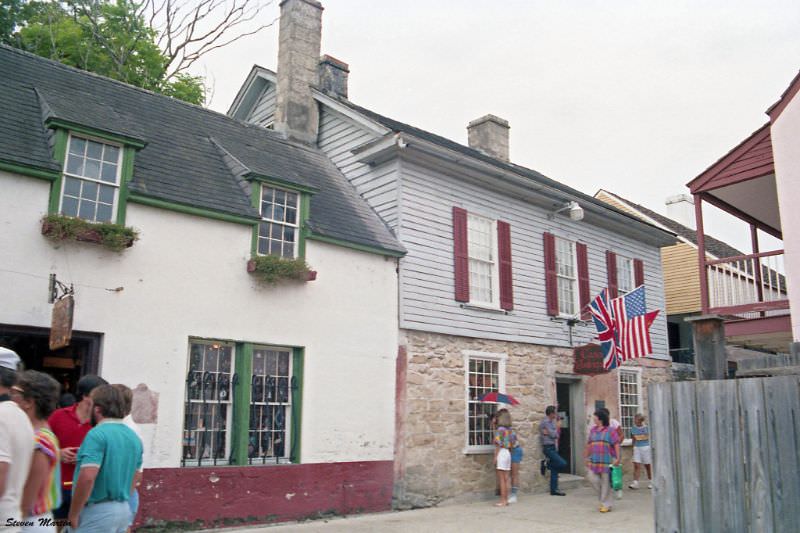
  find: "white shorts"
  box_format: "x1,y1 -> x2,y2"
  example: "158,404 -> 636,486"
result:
633,446 -> 652,465
497,448 -> 511,471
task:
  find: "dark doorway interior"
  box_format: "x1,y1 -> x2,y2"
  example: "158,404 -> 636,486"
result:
0,324 -> 102,396
556,381 -> 572,473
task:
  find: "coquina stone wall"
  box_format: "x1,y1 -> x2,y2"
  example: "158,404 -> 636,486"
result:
394,329 -> 672,507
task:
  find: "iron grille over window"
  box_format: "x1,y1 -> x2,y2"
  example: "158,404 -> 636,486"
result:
182,342 -> 234,466
248,347 -> 292,464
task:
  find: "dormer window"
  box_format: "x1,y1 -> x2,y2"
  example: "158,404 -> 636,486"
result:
257,185 -> 300,258
59,135 -> 122,223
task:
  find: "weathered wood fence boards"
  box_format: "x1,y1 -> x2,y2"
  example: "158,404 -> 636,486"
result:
649,376 -> 800,533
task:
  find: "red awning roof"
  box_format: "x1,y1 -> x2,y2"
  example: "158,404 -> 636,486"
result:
687,123 -> 774,194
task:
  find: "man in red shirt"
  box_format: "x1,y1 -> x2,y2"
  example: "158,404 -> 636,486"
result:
48,374 -> 107,525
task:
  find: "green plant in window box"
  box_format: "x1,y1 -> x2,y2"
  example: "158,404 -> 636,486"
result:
41,214 -> 138,252
247,255 -> 316,283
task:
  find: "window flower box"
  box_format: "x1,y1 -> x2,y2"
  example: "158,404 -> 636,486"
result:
41,214 -> 138,252
247,255 -> 316,284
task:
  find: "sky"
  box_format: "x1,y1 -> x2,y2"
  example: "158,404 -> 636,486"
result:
197,0 -> 800,252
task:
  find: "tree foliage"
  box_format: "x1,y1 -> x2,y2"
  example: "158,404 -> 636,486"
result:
3,0 -> 275,105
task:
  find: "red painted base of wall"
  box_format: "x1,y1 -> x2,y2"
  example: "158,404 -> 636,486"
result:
135,460 -> 393,530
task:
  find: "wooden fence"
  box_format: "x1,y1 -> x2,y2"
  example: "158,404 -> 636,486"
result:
649,376 -> 800,533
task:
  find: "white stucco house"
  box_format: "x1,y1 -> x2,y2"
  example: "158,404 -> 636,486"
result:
0,42 -> 404,528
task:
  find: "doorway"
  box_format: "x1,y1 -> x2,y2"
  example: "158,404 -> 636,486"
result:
555,376 -> 585,475
0,324 -> 102,397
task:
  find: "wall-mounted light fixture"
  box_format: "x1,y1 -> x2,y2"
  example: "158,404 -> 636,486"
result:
548,200 -> 584,222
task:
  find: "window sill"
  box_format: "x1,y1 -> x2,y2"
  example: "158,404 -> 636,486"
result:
461,303 -> 508,315
463,445 -> 494,455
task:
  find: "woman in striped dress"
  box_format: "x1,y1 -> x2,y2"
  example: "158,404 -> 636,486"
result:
12,370 -> 62,532
583,408 -> 621,513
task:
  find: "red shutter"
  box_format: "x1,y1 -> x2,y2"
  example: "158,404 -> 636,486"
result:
544,232 -> 558,316
497,221 -> 513,311
453,206 -> 470,302
606,251 -> 618,299
634,259 -> 645,287
577,242 -> 590,319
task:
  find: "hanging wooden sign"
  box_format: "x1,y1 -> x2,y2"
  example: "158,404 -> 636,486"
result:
573,343 -> 608,376
50,295 -> 74,350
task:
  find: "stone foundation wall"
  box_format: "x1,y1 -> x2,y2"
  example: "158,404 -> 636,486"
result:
393,329 -> 672,507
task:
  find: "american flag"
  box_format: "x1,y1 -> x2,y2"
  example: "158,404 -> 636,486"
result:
610,286 -> 660,362
589,288 -> 620,370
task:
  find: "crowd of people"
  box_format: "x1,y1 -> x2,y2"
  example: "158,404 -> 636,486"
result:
491,402 -> 652,512
0,350 -> 143,533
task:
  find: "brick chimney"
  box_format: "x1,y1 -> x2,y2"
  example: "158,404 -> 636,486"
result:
274,0 -> 323,144
665,194 -> 696,230
467,115 -> 510,162
318,55 -> 349,99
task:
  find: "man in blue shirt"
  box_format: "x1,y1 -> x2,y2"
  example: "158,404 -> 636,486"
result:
68,384 -> 143,533
539,405 -> 567,496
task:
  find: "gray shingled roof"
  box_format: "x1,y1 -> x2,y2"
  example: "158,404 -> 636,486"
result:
333,98 -> 673,241
599,190 -> 743,259
0,45 -> 404,255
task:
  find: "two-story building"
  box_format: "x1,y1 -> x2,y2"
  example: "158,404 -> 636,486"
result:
0,43 -> 405,528
230,0 -> 676,505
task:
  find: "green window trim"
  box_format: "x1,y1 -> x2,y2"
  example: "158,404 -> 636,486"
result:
247,173 -> 319,195
251,181 -> 311,260
48,129 -> 137,226
188,339 -> 303,467
45,118 -> 146,149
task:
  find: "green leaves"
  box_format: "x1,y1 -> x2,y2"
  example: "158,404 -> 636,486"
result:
41,213 -> 139,252
248,255 -> 313,284
11,0 -> 206,105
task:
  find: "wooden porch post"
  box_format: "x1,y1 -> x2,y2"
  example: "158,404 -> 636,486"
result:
695,194 -> 709,313
750,225 -> 765,311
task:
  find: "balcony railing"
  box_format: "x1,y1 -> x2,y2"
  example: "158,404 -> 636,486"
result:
705,249 -> 789,318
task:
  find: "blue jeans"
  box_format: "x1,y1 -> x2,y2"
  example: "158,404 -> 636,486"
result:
128,489 -> 139,526
543,444 -> 567,493
71,501 -> 130,533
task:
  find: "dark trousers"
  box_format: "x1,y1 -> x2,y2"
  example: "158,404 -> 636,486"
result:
543,444 -> 567,493
53,486 -> 72,518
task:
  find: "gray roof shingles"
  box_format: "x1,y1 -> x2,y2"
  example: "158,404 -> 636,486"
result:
0,45 -> 404,255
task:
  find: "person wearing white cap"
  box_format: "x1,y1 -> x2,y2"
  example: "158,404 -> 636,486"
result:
0,346 -> 36,532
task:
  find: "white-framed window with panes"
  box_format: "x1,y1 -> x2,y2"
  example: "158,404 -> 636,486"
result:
464,350 -> 507,454
618,367 -> 641,444
467,213 -> 500,307
616,255 -> 635,296
248,346 -> 293,464
60,134 -> 123,223
555,236 -> 579,317
257,185 -> 300,258
183,340 -> 234,466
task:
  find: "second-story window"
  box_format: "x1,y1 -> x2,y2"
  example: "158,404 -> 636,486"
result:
555,237 -> 578,316
60,135 -> 122,223
617,255 -> 635,295
467,214 -> 499,306
258,185 -> 300,258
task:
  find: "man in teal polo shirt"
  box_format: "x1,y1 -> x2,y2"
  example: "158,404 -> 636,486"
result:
68,385 -> 143,533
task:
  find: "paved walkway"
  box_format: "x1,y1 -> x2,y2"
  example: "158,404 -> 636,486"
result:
204,485 -> 654,533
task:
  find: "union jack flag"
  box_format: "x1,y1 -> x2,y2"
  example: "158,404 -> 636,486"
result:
610,286 -> 660,362
589,288 -> 620,370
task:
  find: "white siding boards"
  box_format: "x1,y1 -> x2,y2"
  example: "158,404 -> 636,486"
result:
240,95 -> 669,357
250,83 -> 277,126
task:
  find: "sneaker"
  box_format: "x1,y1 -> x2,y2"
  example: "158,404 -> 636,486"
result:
629,480 -> 639,490
540,459 -> 547,476
648,482 -> 653,489
508,494 -> 517,504
615,489 -> 623,500
599,506 -> 610,513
